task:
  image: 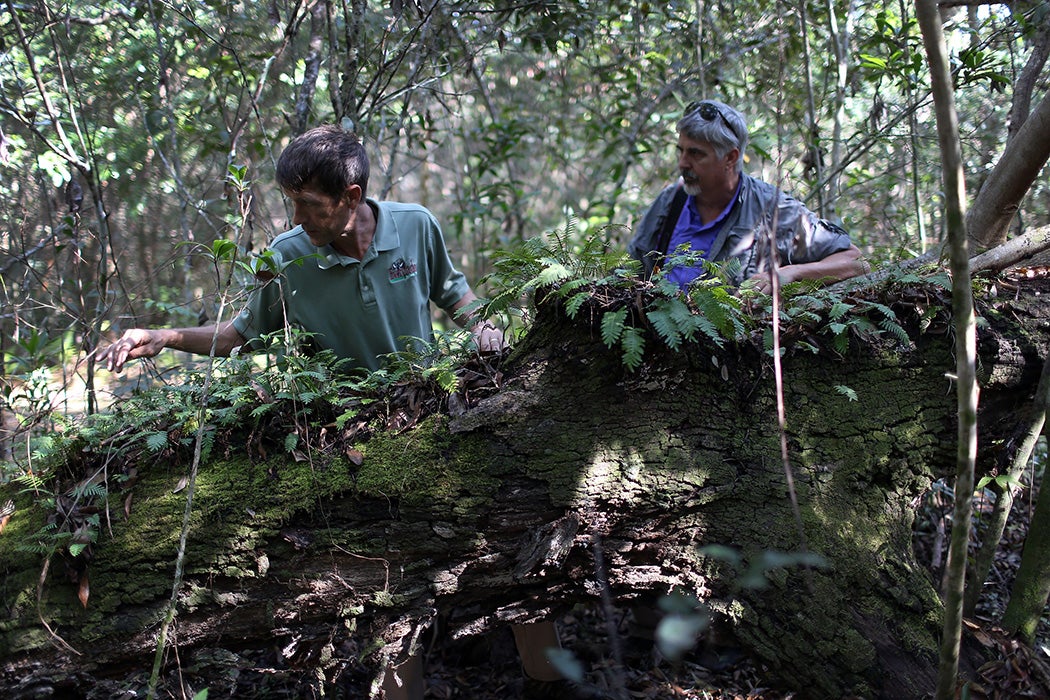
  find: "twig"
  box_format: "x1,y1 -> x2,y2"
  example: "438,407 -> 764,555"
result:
36,558 -> 81,656
591,532 -> 628,699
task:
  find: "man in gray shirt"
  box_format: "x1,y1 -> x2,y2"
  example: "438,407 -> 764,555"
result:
629,100 -> 867,293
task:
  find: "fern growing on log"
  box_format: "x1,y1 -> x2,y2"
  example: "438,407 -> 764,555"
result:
479,224 -> 918,369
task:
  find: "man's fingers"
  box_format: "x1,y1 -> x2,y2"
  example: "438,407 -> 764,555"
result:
475,327 -> 505,353
105,344 -> 124,372
99,337 -> 138,372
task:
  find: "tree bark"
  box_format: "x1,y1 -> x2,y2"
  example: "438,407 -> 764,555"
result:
967,91 -> 1050,251
1001,356 -> 1050,642
2,273 -> 1050,699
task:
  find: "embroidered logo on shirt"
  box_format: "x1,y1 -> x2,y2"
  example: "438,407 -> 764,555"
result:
388,258 -> 418,283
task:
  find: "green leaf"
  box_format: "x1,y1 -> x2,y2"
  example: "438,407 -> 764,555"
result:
859,54 -> 888,69
250,404 -> 274,419
226,163 -> 249,186
698,544 -> 742,568
564,291 -> 591,319
546,648 -> 584,683
646,308 -> 682,350
600,307 -> 627,347
210,239 -> 238,261
834,385 -> 858,401
829,302 -> 852,320
145,431 -> 169,452
656,612 -> 709,661
284,432 -> 299,452
620,326 -> 646,370
535,261 -> 573,287
994,473 -> 1023,491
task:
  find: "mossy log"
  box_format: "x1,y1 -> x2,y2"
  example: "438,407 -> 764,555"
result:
1,274 -> 1049,699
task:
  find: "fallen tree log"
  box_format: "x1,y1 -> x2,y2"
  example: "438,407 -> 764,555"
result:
1,270 -> 1049,699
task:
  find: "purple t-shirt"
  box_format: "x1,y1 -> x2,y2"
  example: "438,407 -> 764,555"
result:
664,182 -> 741,289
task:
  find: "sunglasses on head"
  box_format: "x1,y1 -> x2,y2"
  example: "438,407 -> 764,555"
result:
684,101 -> 735,136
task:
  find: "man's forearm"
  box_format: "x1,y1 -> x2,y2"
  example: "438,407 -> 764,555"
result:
163,321 -> 244,357
448,290 -> 482,328
789,246 -> 867,284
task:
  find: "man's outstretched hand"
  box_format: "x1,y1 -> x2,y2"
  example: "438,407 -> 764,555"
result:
95,329 -> 167,373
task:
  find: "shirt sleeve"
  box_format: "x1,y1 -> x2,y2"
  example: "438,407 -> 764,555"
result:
775,195 -> 853,265
628,183 -> 682,274
423,213 -> 471,311
231,277 -> 286,348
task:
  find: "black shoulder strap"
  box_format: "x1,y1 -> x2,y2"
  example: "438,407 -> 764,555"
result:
655,186 -> 688,259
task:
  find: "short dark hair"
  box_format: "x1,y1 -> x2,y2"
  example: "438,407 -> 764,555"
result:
276,125 -> 370,200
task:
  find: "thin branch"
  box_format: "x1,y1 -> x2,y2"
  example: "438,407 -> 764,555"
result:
916,2 -> 979,699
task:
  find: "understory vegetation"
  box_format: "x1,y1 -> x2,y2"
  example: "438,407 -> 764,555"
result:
3,0 -> 1050,696
1,239 -> 1047,697
3,229 -> 941,569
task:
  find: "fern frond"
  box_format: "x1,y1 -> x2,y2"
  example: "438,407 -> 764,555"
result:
601,307 -> 628,347
199,429 -> 216,462
693,313 -> 725,347
534,260 -> 573,288
620,326 -> 646,370
829,325 -> 850,354
145,431 -> 169,453
829,302 -> 852,320
554,277 -> 594,303
250,404 -> 274,419
564,291 -> 591,319
877,317 -> 910,345
646,307 -> 683,350
834,385 -> 859,401
690,284 -> 748,342
69,482 -> 107,500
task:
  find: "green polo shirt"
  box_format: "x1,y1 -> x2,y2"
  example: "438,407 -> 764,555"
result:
232,199 -> 471,372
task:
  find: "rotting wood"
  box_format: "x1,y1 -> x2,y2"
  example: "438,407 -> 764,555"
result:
1,271 -> 1049,699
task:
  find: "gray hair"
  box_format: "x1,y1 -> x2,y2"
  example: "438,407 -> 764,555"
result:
677,100 -> 748,173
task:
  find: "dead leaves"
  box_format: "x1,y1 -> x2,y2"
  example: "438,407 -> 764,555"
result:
1009,266 -> 1050,280
964,618 -> 1050,698
77,571 -> 89,608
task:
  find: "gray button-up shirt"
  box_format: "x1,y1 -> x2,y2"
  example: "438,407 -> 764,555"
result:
628,174 -> 853,286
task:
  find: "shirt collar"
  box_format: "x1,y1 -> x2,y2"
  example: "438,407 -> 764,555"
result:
315,198 -> 400,269
685,177 -> 742,230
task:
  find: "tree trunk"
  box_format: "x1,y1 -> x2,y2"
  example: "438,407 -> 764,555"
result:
965,351 -> 1049,617
967,91 -> 1050,251
1001,428 -> 1050,643
2,274 -> 1049,699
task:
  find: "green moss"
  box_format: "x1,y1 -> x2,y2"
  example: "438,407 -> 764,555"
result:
0,448 -> 364,654
372,590 -> 395,607
355,415 -> 498,509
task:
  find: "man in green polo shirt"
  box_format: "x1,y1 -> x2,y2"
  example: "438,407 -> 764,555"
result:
97,125 -> 564,699
99,125 -> 502,372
